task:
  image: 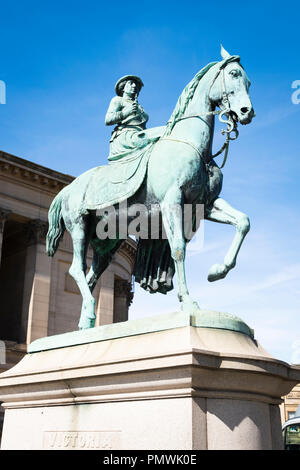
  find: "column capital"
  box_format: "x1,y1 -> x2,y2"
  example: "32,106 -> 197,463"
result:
0,208 -> 11,233
24,219 -> 48,246
114,279 -> 133,307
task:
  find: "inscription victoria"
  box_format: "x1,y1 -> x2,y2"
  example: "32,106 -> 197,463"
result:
43,431 -> 121,449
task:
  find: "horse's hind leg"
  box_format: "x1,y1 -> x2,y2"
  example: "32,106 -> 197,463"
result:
161,185 -> 200,314
86,238 -> 123,293
205,197 -> 250,282
86,247 -> 102,294
69,225 -> 96,329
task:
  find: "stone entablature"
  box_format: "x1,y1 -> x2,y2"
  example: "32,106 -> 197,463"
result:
286,389 -> 300,400
0,150 -> 73,193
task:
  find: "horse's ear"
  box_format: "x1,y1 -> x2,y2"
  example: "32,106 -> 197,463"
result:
220,44 -> 231,59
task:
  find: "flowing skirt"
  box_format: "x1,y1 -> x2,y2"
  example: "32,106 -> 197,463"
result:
108,126 -> 165,161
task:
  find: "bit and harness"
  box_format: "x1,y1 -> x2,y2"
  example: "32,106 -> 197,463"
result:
160,58 -> 240,169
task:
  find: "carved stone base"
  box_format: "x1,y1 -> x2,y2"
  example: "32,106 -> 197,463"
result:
0,312 -> 299,450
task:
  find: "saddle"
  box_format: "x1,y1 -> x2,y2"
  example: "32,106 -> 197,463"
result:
82,144 -> 153,211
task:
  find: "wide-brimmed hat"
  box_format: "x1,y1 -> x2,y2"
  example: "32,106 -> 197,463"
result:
115,75 -> 144,96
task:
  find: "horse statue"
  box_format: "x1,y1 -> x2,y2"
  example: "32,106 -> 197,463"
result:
46,46 -> 254,329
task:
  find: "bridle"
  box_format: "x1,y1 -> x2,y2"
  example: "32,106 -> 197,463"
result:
209,65 -> 239,168
162,57 -> 240,168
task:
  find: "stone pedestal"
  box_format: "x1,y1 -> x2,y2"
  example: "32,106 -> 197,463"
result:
0,311 -> 299,450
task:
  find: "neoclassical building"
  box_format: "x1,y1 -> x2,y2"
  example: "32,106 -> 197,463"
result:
0,150 -> 136,437
280,384 -> 300,423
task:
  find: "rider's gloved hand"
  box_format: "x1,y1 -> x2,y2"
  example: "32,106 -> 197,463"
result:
122,101 -> 138,119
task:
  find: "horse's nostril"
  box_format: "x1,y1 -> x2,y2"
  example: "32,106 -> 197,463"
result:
241,107 -> 249,114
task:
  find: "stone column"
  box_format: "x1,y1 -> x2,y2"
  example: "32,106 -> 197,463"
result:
95,269 -> 115,326
20,220 -> 52,344
113,279 -> 133,323
0,208 -> 11,266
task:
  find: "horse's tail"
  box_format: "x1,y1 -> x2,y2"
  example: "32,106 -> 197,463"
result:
46,189 -> 66,257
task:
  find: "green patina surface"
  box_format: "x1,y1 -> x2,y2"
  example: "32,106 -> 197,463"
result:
28,310 -> 254,353
46,46 -> 254,330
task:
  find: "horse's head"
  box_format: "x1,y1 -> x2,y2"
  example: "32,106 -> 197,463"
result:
209,46 -> 254,125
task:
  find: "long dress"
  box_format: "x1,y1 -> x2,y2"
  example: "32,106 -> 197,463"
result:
105,95 -> 173,295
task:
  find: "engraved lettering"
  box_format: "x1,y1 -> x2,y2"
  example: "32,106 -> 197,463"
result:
43,431 -> 121,449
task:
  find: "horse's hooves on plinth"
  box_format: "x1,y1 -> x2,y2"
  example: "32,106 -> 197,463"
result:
180,299 -> 201,316
78,318 -> 96,330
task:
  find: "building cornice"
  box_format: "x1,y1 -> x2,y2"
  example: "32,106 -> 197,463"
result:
0,150 -> 74,192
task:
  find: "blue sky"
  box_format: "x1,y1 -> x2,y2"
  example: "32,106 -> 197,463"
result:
0,0 -> 299,362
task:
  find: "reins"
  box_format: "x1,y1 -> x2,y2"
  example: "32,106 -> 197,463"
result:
161,60 -> 240,169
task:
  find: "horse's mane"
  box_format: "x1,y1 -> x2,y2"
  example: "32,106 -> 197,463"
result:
163,61 -> 217,137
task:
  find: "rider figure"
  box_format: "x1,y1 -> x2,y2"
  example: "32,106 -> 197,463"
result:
105,75 -> 164,161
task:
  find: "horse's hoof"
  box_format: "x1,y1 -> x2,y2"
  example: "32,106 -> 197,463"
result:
180,298 -> 201,315
207,263 -> 228,282
78,317 -> 95,330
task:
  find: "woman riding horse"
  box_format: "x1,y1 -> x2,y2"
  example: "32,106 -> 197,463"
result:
46,47 -> 254,329
105,75 -> 164,161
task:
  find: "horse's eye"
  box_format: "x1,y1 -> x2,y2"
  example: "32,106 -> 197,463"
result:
229,69 -> 241,78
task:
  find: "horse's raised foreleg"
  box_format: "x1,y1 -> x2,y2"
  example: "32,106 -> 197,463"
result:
205,197 -> 250,282
69,227 -> 96,329
161,186 -> 200,314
